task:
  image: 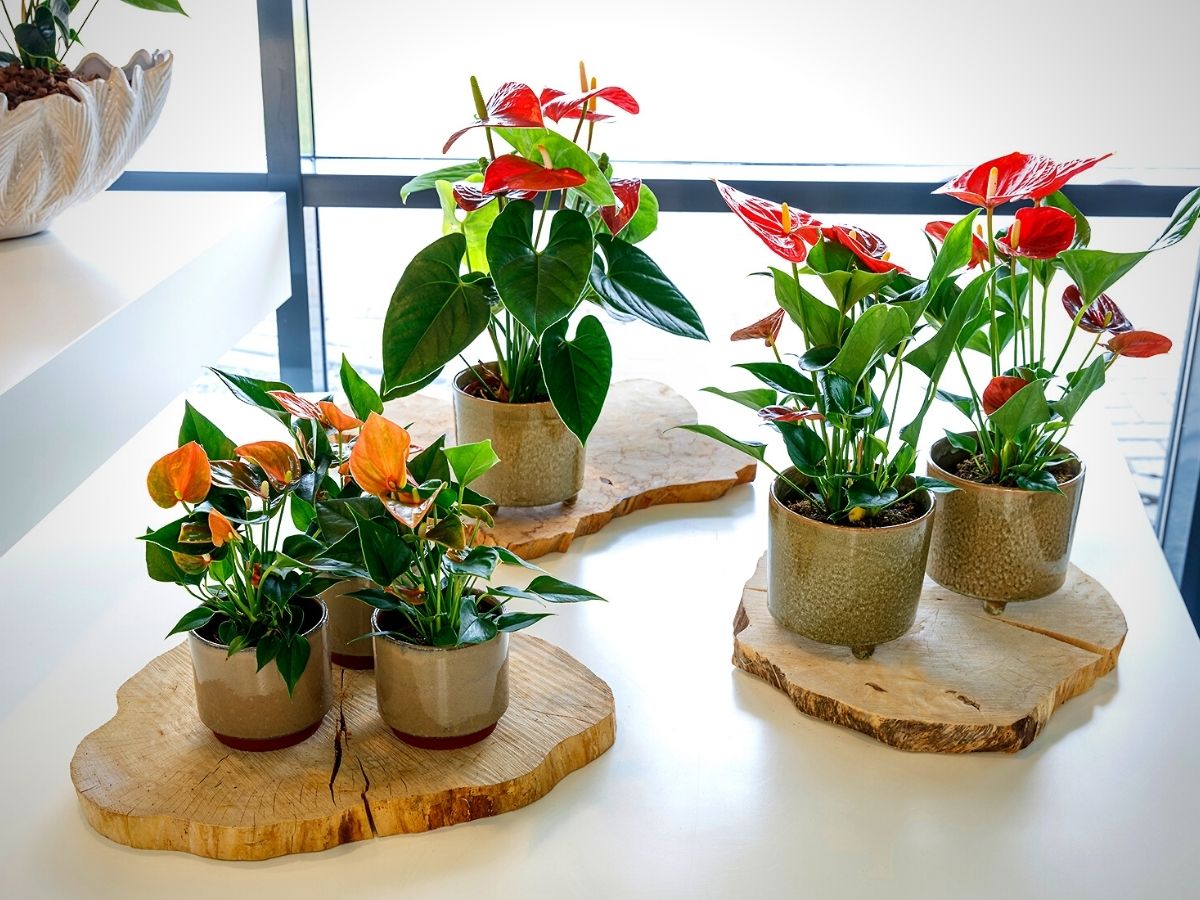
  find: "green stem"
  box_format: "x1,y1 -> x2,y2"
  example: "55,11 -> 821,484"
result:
1010,259 -> 1023,369
1039,276 -> 1050,366
985,207 -> 1000,376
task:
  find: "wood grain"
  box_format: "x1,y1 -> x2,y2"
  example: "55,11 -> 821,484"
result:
71,635 -> 616,860
733,556 -> 1126,753
387,379 -> 755,559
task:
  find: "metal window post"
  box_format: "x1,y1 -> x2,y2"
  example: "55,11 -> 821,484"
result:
256,0 -> 324,391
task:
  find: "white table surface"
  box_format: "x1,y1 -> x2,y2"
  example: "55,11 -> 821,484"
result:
0,191 -> 288,553
0,378 -> 1197,900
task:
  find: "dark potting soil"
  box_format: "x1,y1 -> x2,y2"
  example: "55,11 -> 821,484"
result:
953,455 -> 1076,486
461,371 -> 549,405
0,64 -> 104,109
785,495 -> 924,528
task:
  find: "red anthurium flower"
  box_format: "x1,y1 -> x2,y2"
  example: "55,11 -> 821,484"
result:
350,413 -> 411,497
758,405 -> 825,423
147,442 -> 211,508
1106,330 -> 1172,359
451,182 -> 534,211
539,87 -> 615,122
934,152 -> 1113,209
318,401 -> 363,434
600,178 -> 641,236
208,509 -> 239,548
1061,284 -> 1133,334
442,82 -> 544,154
541,85 -> 638,123
982,376 -> 1030,415
482,154 -> 586,195
731,309 -> 786,347
824,226 -> 907,274
925,220 -> 989,268
235,441 -> 302,489
996,206 -> 1075,259
715,181 -> 822,263
268,390 -> 323,421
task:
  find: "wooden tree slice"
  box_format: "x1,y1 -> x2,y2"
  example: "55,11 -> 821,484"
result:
387,379 -> 755,559
71,635 -> 615,860
733,556 -> 1126,753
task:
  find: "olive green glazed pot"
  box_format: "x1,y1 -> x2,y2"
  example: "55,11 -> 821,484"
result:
321,578 -> 375,669
372,608 -> 510,749
452,366 -> 585,508
768,470 -> 934,659
188,598 -> 333,751
926,436 -> 1085,614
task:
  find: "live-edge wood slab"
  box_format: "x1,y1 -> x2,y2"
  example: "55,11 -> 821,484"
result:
386,379 -> 755,560
71,635 -> 616,860
733,556 -> 1126,753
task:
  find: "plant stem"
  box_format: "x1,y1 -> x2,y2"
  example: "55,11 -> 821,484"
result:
65,0 -> 102,57
1039,276 -> 1050,365
985,207 -> 1000,376
1010,257 -> 1023,369
534,191 -> 551,245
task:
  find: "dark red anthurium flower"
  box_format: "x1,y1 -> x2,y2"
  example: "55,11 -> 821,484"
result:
731,308 -> 786,346
482,154 -> 586,195
758,405 -> 825,423
452,182 -> 534,211
996,206 -> 1075,259
539,87 -> 614,122
982,376 -> 1030,416
541,85 -> 639,123
715,180 -> 822,263
823,225 -> 908,274
1106,330 -> 1173,359
934,152 -> 1113,209
600,178 -> 641,235
442,82 -> 544,154
1061,284 -> 1133,334
925,220 -> 988,268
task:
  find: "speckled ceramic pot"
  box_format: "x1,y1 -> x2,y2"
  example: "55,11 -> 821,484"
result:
452,366 -> 584,507
188,598 -> 332,751
372,608 -> 510,749
926,436 -> 1084,614
321,578 -> 375,669
768,470 -> 934,658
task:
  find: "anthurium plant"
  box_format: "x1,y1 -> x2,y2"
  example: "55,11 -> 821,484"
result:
138,361 -> 380,693
682,183 -> 973,525
383,63 -> 707,445
926,152 -> 1200,490
1,0 -> 185,74
298,413 -> 604,647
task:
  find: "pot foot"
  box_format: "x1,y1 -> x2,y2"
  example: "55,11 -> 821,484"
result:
983,600 -> 1008,616
850,645 -> 875,660
212,717 -> 324,752
331,651 -> 374,670
391,723 -> 497,750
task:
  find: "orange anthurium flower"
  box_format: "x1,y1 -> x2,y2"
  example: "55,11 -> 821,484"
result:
318,401 -> 363,434
731,309 -> 786,347
268,390 -> 324,420
235,441 -> 302,488
147,442 -> 211,508
208,509 -> 239,547
350,413 -> 412,497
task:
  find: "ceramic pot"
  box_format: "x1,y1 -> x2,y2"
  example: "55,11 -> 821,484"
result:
187,598 -> 332,751
321,578 -> 376,669
372,607 -> 510,749
0,51 -> 173,240
926,436 -> 1085,613
768,469 -> 934,658
451,366 -> 584,507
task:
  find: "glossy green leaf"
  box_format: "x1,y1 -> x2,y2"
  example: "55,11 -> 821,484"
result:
177,401 -> 236,460
275,634 -> 311,696
540,314 -> 612,444
486,201 -> 592,337
733,362 -> 815,396
1149,187 -> 1200,252
590,235 -> 707,340
829,304 -> 910,387
382,233 -> 491,390
989,380 -> 1052,441
777,422 -> 826,476
167,606 -> 213,637
944,430 -> 978,455
1052,355 -> 1106,423
353,512 -> 413,585
495,611 -> 553,632
1016,470 -> 1063,493
337,355 -> 383,420
427,515 -> 467,549
210,368 -> 291,425
673,425 -> 766,462
444,440 -> 500,487
119,0 -> 188,12
619,183 -> 659,244
847,479 -> 898,510
770,267 -> 839,346
700,386 -> 777,411
1058,249 -> 1147,305
526,575 -> 606,603
445,546 -> 501,578
400,162 -> 482,202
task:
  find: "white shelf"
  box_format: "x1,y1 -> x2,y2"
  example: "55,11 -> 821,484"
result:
0,190 -> 289,554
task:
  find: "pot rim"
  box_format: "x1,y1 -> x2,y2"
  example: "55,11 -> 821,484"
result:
371,602 -> 505,653
189,596 -> 328,654
769,468 -> 934,534
452,364 -> 556,410
928,434 -> 1086,495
